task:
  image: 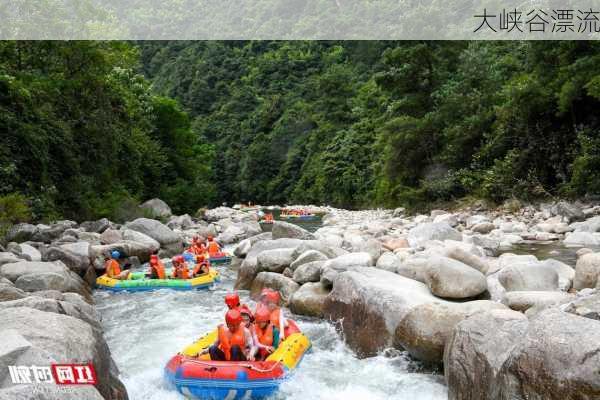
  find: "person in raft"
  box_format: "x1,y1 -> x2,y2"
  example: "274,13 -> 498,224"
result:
206,235 -> 222,257
192,253 -> 210,276
200,309 -> 257,361
146,254 -> 166,280
105,251 -> 130,280
171,255 -> 190,279
188,236 -> 207,255
265,290 -> 289,341
224,292 -> 251,315
252,306 -> 277,360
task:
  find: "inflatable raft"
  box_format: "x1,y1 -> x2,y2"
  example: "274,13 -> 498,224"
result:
96,269 -> 219,292
280,214 -> 318,221
165,320 -> 310,400
209,252 -> 232,265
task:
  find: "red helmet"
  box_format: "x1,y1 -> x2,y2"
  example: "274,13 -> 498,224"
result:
225,309 -> 242,326
255,307 -> 270,323
150,255 -> 158,265
207,235 -> 214,241
265,290 -> 280,305
224,292 -> 240,308
172,255 -> 184,264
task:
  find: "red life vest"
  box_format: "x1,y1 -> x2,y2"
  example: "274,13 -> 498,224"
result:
208,241 -> 221,256
217,325 -> 246,360
105,259 -> 121,277
150,261 -> 166,279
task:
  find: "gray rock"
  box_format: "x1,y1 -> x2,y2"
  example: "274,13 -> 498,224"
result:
498,308 -> 600,400
563,231 -> 600,246
0,252 -> 20,266
256,248 -> 295,273
43,242 -> 90,275
502,291 -> 574,312
166,214 -> 193,230
0,296 -> 100,329
250,272 -> 300,305
289,282 -> 330,318
407,222 -> 462,248
125,218 -> 182,255
574,252 -> 600,290
15,271 -> 91,300
89,241 -> 158,267
139,198 -> 172,218
550,201 -> 584,222
14,243 -> 41,262
100,229 -> 123,245
444,309 -> 529,400
271,221 -> 315,240
323,252 -> 373,272
4,224 -> 38,244
0,261 -> 67,283
540,258 -> 575,291
80,218 -> 111,234
395,300 -> 507,363
290,240 -> 347,259
444,246 -> 489,274
292,261 -> 324,284
396,257 -> 428,283
472,222 -> 495,234
0,282 -> 27,301
563,292 -> 600,320
424,257 -> 487,299
375,252 -> 401,272
498,263 -> 559,292
290,250 -> 328,271
233,233 -> 272,258
0,308 -> 126,399
319,268 -> 337,290
121,229 -> 160,251
31,223 -> 70,243
203,207 -> 241,222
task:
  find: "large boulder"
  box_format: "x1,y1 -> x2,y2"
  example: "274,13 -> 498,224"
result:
502,291 -> 574,312
0,279 -> 27,301
14,271 -> 91,300
424,257 -> 487,299
125,218 -> 182,255
395,300 -> 507,363
290,240 -> 347,259
4,223 -> 38,243
375,252 -> 402,272
407,222 -> 462,248
43,242 -> 90,275
166,214 -> 193,230
13,243 -> 42,262
31,223 -> 72,243
292,261 -> 324,284
574,252 -> 600,290
250,272 -> 300,305
233,232 -> 272,258
139,198 -> 172,218
0,308 -> 126,399
323,252 -> 374,272
290,250 -> 328,271
444,309 -> 529,400
564,231 -> 600,246
498,309 -> 600,400
90,241 -> 157,267
0,252 -> 20,266
396,257 -> 428,283
0,261 -> 67,283
540,258 -> 575,291
289,282 -> 329,318
271,221 -> 315,240
234,239 -> 304,289
498,263 -> 559,292
100,229 -> 122,245
256,248 -> 295,273
80,218 -> 111,234
121,229 -> 161,251
550,201 -> 584,222
203,207 -> 240,222
323,268 -> 438,356
563,291 -> 600,320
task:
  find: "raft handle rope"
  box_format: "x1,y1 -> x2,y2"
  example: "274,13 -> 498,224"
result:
185,358 -> 281,373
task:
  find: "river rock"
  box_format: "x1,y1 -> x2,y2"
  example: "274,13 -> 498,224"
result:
234,239 -> 304,289
407,222 -> 462,248
382,238 -> 409,251
540,258 -> 575,291
13,243 -> 41,262
472,222 -> 495,234
125,218 -> 182,255
0,252 -> 19,266
31,223 -> 71,243
574,252 -> 600,290
203,207 -> 239,222
0,261 -> 67,283
498,262 -> 559,292
43,243 -> 90,275
502,291 -> 574,312
395,300 -> 507,363
433,213 -> 459,227
289,282 -> 329,317
292,261 -> 324,284
271,221 -> 315,240
233,232 -> 272,258
15,271 -> 90,300
498,308 -> 600,400
444,309 -> 529,400
80,218 -> 111,234
375,252 -> 401,272
563,291 -> 600,320
564,231 -> 600,246
166,214 -> 193,230
100,229 -> 122,245
424,257 -> 487,299
324,268 -> 439,356
319,268 -> 337,290
4,223 -> 38,243
290,250 -> 328,271
323,252 -> 373,272
139,198 -> 172,218
121,229 -> 160,251
0,307 -> 127,399
444,246 -> 489,274
571,215 -> 600,232
250,272 -> 300,305
0,296 -> 100,329
290,240 -> 346,259
550,200 -> 584,222
256,248 -> 295,273
0,280 -> 27,301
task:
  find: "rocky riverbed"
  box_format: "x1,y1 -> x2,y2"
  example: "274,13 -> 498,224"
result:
1,198 -> 600,399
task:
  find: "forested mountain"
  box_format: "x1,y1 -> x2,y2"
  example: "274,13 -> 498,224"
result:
140,41 -> 600,209
2,40 -> 600,230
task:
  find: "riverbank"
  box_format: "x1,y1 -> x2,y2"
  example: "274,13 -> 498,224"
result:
1,198 -> 599,399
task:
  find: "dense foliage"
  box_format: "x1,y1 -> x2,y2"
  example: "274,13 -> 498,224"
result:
3,40 -> 600,227
0,41 -> 215,223
141,41 -> 600,209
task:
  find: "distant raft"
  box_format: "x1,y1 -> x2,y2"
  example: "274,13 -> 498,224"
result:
209,252 -> 232,265
165,320 -> 310,400
96,269 -> 219,292
279,214 -> 318,221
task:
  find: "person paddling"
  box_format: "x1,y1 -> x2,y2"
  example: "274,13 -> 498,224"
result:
200,309 -> 256,361
105,251 -> 130,280
146,254 -> 166,279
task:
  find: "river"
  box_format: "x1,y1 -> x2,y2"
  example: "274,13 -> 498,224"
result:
94,250 -> 448,400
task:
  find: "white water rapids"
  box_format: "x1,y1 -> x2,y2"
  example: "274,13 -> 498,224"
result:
94,260 -> 448,400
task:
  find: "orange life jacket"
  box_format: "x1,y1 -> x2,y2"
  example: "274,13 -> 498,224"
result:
207,241 -> 221,256
217,324 -> 246,360
192,261 -> 209,275
150,261 -> 166,279
270,308 -> 281,329
105,259 -> 121,277
173,263 -> 189,279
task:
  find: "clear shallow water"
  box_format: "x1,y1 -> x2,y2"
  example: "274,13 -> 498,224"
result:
94,261 -> 447,400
